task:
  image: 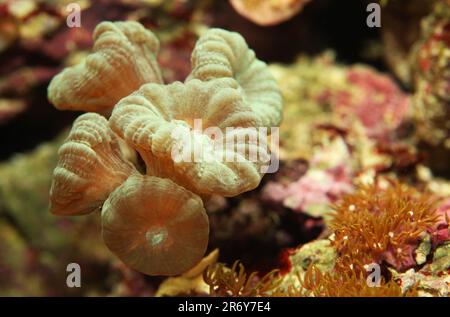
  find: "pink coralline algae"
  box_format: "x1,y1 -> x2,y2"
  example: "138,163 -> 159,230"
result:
431,199 -> 450,246
263,166 -> 353,216
262,137 -> 354,217
331,66 -> 410,139
384,207 -> 449,272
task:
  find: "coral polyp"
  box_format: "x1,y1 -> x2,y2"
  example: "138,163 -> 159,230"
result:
330,181 -> 441,273
299,266 -> 418,297
203,260 -> 283,297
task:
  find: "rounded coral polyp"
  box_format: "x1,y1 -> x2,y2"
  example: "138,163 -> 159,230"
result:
49,113 -> 135,216
47,21 -> 163,114
188,28 -> 283,128
109,78 -> 268,197
101,174 -> 209,276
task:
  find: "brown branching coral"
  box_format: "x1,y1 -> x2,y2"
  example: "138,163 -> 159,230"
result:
299,266 -> 419,297
48,21 -> 283,276
330,181 -> 441,273
203,260 -> 283,297
202,259 -> 418,297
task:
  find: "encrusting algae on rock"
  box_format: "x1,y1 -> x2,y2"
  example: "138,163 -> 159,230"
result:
412,0 -> 450,174
47,21 -> 283,276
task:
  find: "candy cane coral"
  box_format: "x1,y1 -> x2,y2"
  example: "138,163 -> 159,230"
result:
50,113 -> 135,216
48,21 -> 162,114
110,78 -> 269,197
48,21 -> 283,276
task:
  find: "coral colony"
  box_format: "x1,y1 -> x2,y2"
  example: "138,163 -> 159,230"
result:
48,22 -> 282,276
229,0 -> 311,26
0,0 -> 449,297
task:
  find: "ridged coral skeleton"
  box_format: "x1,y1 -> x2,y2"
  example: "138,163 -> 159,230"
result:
412,1 -> 450,174
50,113 -> 135,216
48,21 -> 163,114
188,28 -> 283,128
48,22 -> 283,275
110,78 -> 268,197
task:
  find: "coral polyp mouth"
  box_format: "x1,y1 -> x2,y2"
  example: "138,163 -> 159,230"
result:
145,227 -> 169,247
101,174 -> 210,276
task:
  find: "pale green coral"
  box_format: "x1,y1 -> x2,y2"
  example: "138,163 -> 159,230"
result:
430,242 -> 450,273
